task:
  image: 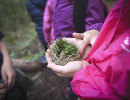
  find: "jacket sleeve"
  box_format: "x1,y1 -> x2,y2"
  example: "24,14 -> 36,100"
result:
71,62 -> 130,100
71,46 -> 130,100
26,0 -> 47,24
43,0 -> 55,44
71,0 -> 130,99
85,0 -> 106,32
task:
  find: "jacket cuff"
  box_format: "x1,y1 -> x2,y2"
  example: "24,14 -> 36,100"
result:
85,23 -> 103,32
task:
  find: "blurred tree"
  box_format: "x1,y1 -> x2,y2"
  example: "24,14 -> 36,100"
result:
0,0 -> 29,31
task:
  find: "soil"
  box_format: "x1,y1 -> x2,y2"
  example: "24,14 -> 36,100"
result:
27,68 -> 68,100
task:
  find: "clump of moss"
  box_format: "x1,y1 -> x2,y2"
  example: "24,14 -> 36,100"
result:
49,38 -> 80,65
52,39 -> 78,56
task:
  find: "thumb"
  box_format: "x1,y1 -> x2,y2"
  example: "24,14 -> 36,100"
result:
73,33 -> 84,40
90,37 -> 97,46
90,39 -> 95,46
48,63 -> 63,73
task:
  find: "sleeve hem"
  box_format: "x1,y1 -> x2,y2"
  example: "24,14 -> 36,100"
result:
85,23 -> 103,32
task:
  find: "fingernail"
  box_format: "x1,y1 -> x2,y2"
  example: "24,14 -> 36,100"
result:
79,52 -> 82,56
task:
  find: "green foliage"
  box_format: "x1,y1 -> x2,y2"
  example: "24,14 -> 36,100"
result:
52,39 -> 78,56
10,52 -> 17,58
0,0 -> 29,31
17,49 -> 45,61
0,0 -> 44,61
29,50 -> 45,61
63,42 -> 78,55
7,23 -> 37,59
50,39 -> 80,65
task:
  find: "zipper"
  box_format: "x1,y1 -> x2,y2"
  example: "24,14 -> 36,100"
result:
102,0 -> 127,51
54,0 -> 59,39
102,33 -> 124,51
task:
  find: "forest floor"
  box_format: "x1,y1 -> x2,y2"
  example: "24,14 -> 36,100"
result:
26,67 -> 68,100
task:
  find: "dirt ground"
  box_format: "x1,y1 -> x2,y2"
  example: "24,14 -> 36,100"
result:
27,68 -> 68,100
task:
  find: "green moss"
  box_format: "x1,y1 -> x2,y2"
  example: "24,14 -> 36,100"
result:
52,39 -> 78,56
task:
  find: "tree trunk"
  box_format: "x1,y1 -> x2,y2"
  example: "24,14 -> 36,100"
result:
12,59 -> 47,73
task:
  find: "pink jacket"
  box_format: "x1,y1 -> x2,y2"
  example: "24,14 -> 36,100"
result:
43,0 -> 55,44
71,0 -> 130,100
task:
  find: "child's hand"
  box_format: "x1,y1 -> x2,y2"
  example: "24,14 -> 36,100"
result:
1,58 -> 16,91
46,49 -> 89,77
0,82 -> 7,100
73,29 -> 99,55
63,38 -> 91,59
0,41 -> 16,91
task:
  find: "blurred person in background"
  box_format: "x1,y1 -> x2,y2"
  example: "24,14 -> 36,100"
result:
26,0 -> 48,62
0,31 -> 28,100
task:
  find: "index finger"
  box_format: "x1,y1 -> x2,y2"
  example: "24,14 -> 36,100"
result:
63,38 -> 78,44
73,33 -> 84,40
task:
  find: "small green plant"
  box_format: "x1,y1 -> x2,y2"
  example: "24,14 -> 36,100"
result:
50,38 -> 80,65
52,39 -> 78,56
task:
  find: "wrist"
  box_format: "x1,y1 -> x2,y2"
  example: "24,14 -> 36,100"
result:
3,56 -> 12,66
82,60 -> 89,68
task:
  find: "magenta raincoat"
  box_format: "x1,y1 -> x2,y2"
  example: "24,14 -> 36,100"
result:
71,0 -> 130,100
